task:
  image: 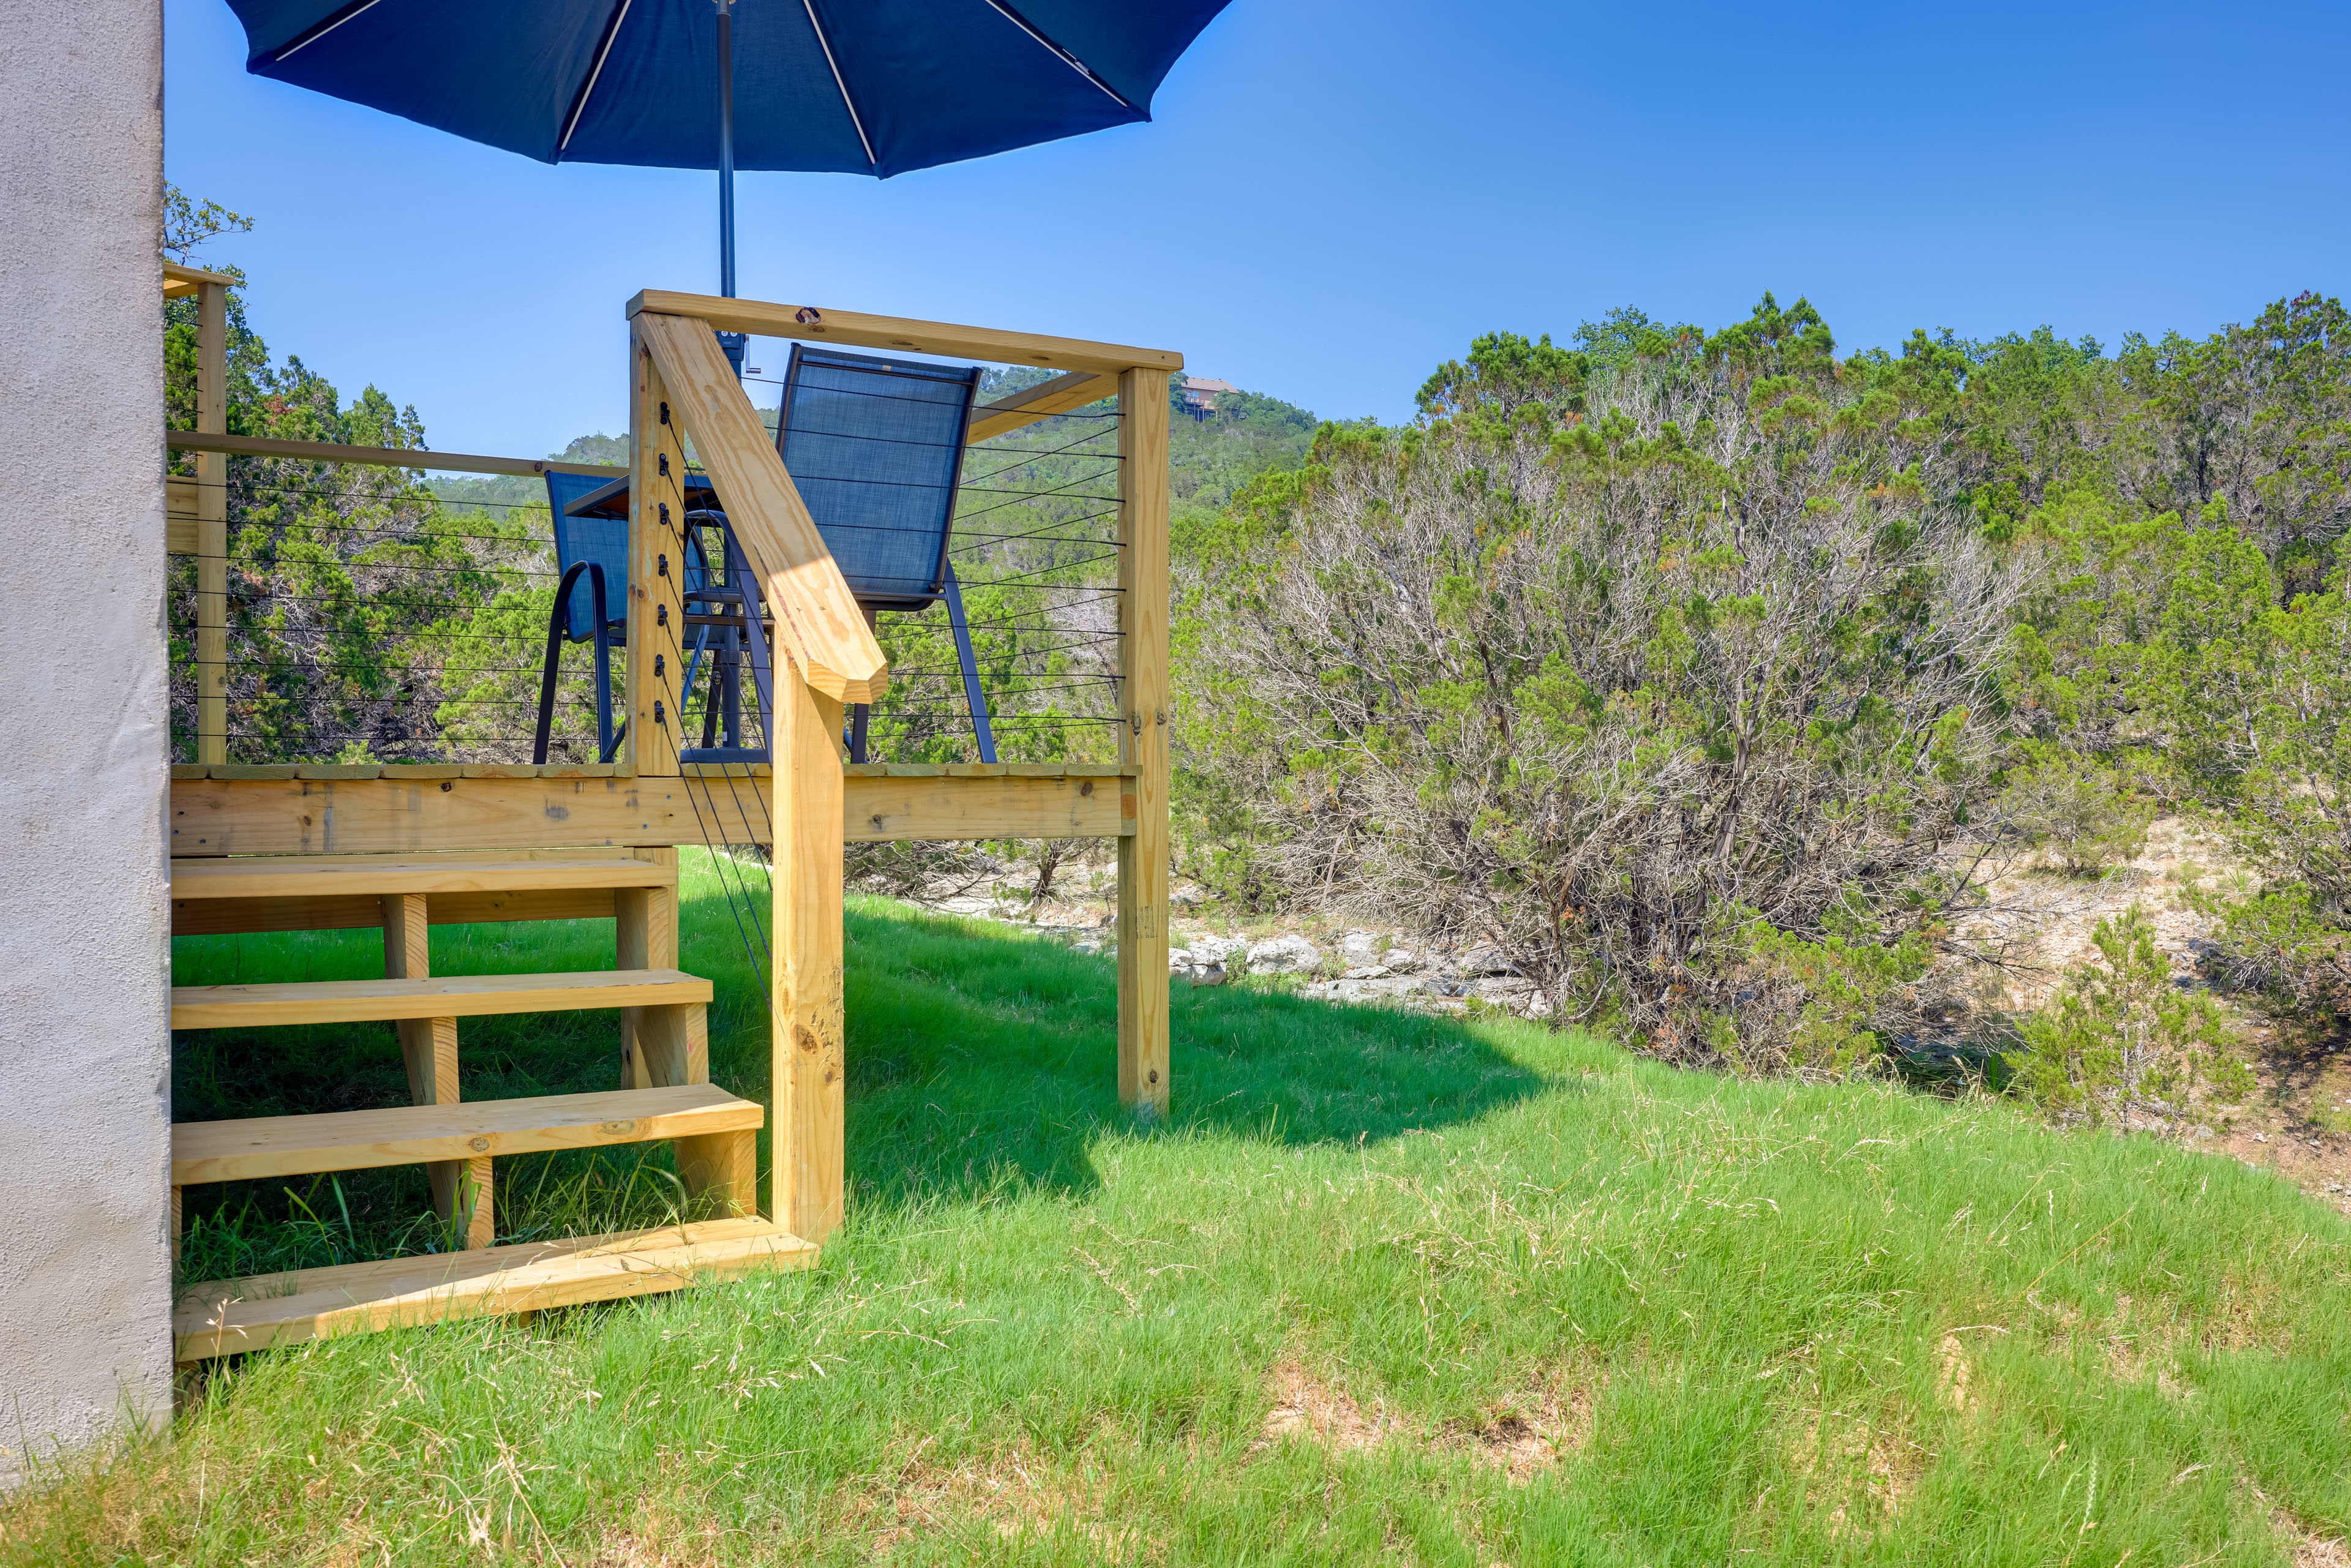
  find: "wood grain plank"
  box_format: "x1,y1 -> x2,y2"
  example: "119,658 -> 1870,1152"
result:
635,311 -> 890,705
627,291 -> 1182,377
773,675 -> 846,1244
173,1217 -> 817,1360
167,773 -> 1128,855
169,969 -> 712,1029
1116,368 -> 1173,1117
173,1084 -> 762,1185
164,429 -> 623,479
196,280 -> 228,765
629,329 -> 686,776
615,847 -> 680,1090
381,893 -> 485,1247
172,855 -> 675,899
964,371 -> 1118,443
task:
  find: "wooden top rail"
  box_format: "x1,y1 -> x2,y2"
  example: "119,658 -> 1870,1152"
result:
164,261 -> 239,298
628,290 -> 1183,378
165,429 -> 627,479
636,310 -> 890,705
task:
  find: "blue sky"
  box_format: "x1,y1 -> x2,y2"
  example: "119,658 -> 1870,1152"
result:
167,0 -> 2351,460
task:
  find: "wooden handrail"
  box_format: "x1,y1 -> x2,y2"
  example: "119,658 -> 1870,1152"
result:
966,370 -> 1119,444
634,310 -> 890,705
164,429 -> 626,479
626,290 -> 1183,377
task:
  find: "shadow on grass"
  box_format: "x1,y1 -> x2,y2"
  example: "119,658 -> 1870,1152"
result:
165,886 -> 1555,1269
838,898 -> 1556,1217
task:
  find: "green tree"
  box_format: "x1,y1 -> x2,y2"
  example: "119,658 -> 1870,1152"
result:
2012,904 -> 2251,1130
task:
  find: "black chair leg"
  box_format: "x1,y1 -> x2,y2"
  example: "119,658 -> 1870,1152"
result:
943,566 -> 996,764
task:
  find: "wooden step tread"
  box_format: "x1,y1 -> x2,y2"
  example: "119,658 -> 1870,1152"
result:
173,1084 -> 762,1185
171,969 -> 712,1029
173,855 -> 674,899
174,1217 -> 816,1362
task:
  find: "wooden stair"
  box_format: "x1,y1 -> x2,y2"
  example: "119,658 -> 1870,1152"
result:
168,846 -> 804,1357
173,1084 -> 761,1184
171,853 -> 679,899
171,849 -> 680,938
174,1217 -> 817,1361
170,968 -> 711,1028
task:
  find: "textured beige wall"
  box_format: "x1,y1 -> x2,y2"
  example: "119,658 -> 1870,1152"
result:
0,0 -> 174,1487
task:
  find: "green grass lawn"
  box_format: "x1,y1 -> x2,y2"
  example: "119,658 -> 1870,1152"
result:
6,849 -> 2349,1564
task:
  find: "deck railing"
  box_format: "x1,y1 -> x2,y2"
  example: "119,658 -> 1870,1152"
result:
165,285 -> 1180,1248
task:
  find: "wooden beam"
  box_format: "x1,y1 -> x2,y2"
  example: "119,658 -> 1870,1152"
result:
167,476 -> 199,555
171,852 -> 673,899
628,290 -> 1183,378
772,675 -> 846,1244
170,969 -> 712,1029
964,371 -> 1119,445
167,772 -> 1132,855
635,310 -> 890,705
1116,368 -> 1173,1118
173,1084 -> 761,1185
163,261 -> 239,298
381,893 -> 489,1248
164,429 -> 624,479
628,329 -> 686,776
196,280 -> 230,765
615,847 -> 680,1091
847,771 -> 1126,841
174,887 -> 619,938
173,1217 -> 816,1362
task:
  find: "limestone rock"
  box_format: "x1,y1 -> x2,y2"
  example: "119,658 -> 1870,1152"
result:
1245,934 -> 1324,974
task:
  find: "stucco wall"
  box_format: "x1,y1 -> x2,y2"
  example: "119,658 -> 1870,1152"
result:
0,0 -> 173,1488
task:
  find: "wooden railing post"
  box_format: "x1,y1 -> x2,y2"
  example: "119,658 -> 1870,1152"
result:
772,668 -> 846,1242
628,325 -> 686,776
196,280 -> 228,765
1116,368 -> 1172,1117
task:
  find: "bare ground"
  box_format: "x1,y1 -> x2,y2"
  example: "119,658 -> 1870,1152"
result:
1944,814 -> 2351,1215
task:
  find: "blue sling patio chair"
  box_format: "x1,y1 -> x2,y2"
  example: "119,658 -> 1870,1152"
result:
531,468 -> 724,763
533,343 -> 997,766
774,343 -> 995,763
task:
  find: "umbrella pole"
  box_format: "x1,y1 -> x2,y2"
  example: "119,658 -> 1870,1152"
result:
714,0 -> 747,378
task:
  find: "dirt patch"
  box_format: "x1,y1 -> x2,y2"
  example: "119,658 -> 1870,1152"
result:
1259,1359 -> 1402,1453
1937,1334 -> 1971,1411
827,1441 -> 1153,1561
1942,815 -> 2351,1209
2298,1534 -> 2351,1568
1449,1382 -> 1593,1484
1791,1409 -> 1922,1540
2278,1512 -> 2351,1567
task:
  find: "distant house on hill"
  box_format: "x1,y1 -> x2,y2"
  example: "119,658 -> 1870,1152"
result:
1180,376 -> 1236,417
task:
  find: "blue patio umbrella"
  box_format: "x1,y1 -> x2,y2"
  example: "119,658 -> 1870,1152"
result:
222,0 -> 1232,297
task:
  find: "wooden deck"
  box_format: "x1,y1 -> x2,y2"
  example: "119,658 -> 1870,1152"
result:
155,286 -> 1176,1361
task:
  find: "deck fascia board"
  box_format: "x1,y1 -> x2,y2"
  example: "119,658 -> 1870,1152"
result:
168,771 -> 1134,855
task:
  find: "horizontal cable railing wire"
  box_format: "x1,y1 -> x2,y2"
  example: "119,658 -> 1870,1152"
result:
168,382 -> 1133,767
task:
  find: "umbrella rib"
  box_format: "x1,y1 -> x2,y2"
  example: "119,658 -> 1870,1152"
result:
801,0 -> 877,169
272,0 -> 388,61
977,0 -> 1134,111
558,0 -> 636,154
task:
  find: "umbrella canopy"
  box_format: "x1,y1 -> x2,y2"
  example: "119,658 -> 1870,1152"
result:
223,0 -> 1231,180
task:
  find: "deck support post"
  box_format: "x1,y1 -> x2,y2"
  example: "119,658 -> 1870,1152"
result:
629,326 -> 686,778
771,669 -> 846,1242
1115,368 -> 1172,1117
195,279 -> 228,765
381,893 -> 492,1248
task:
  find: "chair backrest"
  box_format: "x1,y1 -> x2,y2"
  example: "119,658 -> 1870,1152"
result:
775,345 -> 981,612
545,470 -> 631,643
